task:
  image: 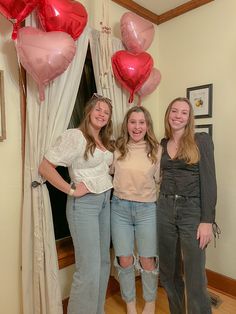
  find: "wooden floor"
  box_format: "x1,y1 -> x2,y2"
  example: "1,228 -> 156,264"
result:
105,279 -> 236,314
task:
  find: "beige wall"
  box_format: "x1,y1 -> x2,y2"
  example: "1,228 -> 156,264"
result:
0,16 -> 22,314
155,0 -> 236,279
1,0 -> 236,313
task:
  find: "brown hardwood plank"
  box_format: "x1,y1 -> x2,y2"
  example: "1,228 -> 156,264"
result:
104,280 -> 236,313
63,274 -> 236,313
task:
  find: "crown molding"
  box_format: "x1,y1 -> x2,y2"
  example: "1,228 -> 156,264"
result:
112,0 -> 214,25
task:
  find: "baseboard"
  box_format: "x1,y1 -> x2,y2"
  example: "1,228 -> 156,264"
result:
206,268 -> 236,298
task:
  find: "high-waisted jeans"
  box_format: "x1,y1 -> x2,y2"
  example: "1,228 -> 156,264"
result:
157,194 -> 212,314
111,195 -> 158,303
66,190 -> 111,314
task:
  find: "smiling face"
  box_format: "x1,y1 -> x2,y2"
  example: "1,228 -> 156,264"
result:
168,100 -> 190,133
127,111 -> 147,142
89,100 -> 111,131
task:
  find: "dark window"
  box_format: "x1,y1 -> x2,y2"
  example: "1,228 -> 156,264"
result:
46,167 -> 70,239
47,46 -> 97,240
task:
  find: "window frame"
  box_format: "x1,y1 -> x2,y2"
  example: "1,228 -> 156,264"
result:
56,237 -> 75,269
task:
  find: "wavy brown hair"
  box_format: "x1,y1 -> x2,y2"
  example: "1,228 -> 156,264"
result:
164,97 -> 199,164
79,95 -> 114,160
116,106 -> 159,164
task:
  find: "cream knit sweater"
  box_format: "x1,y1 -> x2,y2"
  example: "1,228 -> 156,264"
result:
112,140 -> 161,202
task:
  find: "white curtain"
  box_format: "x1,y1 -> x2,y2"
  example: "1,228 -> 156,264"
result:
89,30 -> 129,138
21,17 -> 91,313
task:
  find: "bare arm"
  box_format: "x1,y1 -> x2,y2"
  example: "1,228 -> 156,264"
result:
39,158 -> 90,197
39,158 -> 71,194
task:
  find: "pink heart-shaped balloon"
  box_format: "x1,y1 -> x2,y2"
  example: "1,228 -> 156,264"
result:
120,12 -> 155,54
138,68 -> 161,97
112,50 -> 153,103
37,0 -> 88,40
16,26 -> 76,101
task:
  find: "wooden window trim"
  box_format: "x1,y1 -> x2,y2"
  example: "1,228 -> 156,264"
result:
112,0 -> 214,25
56,237 -> 75,269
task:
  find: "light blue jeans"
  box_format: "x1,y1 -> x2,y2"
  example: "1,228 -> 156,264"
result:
66,190 -> 111,314
111,195 -> 158,303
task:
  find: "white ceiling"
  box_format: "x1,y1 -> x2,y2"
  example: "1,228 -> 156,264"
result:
134,0 -> 190,15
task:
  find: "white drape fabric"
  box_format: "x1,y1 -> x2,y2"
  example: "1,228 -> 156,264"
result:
21,18 -> 91,313
89,30 -> 129,138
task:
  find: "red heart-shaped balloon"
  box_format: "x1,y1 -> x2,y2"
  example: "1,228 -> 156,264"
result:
37,0 -> 88,40
112,50 -> 153,103
16,26 -> 76,101
0,0 -> 38,39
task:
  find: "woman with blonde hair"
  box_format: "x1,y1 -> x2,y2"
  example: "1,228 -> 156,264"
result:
158,97 -> 217,314
111,106 -> 162,314
39,94 -> 114,314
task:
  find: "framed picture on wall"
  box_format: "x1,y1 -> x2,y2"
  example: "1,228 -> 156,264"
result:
186,83 -> 213,118
195,124 -> 212,137
0,70 -> 6,141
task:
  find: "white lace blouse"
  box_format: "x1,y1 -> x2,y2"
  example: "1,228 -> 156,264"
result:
45,129 -> 113,194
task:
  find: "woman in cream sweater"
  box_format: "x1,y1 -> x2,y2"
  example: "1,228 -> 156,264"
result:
111,106 -> 162,314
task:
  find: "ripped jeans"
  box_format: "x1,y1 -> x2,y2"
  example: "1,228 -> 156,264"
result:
111,195 -> 158,303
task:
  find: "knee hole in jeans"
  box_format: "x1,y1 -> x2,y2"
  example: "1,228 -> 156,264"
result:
136,256 -> 159,274
118,255 -> 135,269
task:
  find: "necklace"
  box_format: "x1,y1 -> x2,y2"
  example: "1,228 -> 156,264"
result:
171,138 -> 179,150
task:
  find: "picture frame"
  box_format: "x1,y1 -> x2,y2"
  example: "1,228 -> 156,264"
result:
195,124 -> 213,137
0,70 -> 6,141
186,83 -> 212,118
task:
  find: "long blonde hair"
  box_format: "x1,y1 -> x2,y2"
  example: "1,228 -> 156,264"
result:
79,95 -> 114,160
164,97 -> 200,164
116,106 -> 159,163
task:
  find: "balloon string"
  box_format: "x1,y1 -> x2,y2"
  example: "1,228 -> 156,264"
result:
137,95 -> 142,106
128,92 -> 134,103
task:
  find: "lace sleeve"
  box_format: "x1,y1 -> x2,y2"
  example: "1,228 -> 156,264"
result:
45,129 -> 86,166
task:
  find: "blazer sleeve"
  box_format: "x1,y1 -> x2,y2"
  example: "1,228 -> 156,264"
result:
196,132 -> 217,223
